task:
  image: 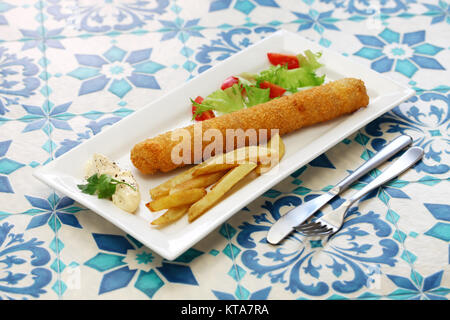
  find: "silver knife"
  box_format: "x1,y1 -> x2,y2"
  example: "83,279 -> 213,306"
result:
266,134 -> 413,244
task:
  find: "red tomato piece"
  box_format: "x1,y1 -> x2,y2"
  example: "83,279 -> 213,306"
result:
192,96 -> 215,121
197,110 -> 215,121
193,96 -> 204,104
258,81 -> 286,99
267,53 -> 299,69
221,76 -> 239,90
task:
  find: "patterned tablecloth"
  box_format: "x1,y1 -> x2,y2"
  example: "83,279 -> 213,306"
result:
0,0 -> 448,301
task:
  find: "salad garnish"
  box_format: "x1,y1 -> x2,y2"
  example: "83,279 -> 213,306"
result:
191,50 -> 324,121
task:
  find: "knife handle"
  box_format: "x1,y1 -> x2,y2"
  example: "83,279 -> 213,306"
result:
332,134 -> 413,193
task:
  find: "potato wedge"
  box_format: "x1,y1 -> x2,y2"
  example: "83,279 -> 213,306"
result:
146,188 -> 206,212
188,163 -> 257,222
169,171 -> 225,194
255,133 -> 285,174
149,166 -> 197,199
150,205 -> 189,226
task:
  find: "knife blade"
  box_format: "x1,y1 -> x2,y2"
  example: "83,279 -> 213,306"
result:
266,134 -> 413,245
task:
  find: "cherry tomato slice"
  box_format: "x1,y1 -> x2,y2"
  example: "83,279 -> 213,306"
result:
192,96 -> 215,121
258,81 -> 286,99
267,53 -> 299,69
221,76 -> 239,90
193,96 -> 204,104
197,110 -> 215,121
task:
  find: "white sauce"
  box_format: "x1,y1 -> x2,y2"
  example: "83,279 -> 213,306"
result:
84,153 -> 140,213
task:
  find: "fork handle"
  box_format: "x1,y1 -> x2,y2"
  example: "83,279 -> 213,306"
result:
332,135 -> 413,194
346,147 -> 424,205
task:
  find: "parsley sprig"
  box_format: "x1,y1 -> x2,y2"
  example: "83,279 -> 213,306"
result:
77,173 -> 136,199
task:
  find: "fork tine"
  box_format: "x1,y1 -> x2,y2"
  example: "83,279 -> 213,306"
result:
303,228 -> 333,236
304,224 -> 329,232
295,222 -> 320,231
299,224 -> 329,234
295,224 -> 328,235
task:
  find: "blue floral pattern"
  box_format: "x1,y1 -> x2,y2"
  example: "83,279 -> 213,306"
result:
209,0 -> 279,15
354,28 -> 444,78
0,0 -> 448,300
68,46 -> 165,98
0,222 -> 52,299
423,2 -> 450,25
54,115 -> 124,158
158,18 -> 205,41
0,47 -> 40,115
0,2 -> 15,26
195,26 -> 277,73
0,140 -> 24,194
84,233 -> 204,298
423,203 -> 450,242
387,270 -> 450,299
365,91 -> 449,174
320,0 -> 415,15
19,102 -> 74,135
235,196 -> 399,297
19,27 -> 65,51
291,10 -> 340,33
24,193 -> 84,231
45,0 -> 169,33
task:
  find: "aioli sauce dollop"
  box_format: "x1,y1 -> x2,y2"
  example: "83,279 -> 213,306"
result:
84,153 -> 140,213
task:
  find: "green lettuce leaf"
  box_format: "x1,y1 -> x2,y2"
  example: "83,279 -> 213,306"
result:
192,83 -> 245,118
255,64 -> 286,87
278,67 -> 325,92
245,85 -> 271,107
192,82 -> 270,117
256,50 -> 324,92
297,50 -> 323,70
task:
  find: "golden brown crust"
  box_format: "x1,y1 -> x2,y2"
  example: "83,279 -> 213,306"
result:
131,78 -> 369,174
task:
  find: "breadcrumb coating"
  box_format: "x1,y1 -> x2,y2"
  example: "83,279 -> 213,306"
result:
130,78 -> 369,174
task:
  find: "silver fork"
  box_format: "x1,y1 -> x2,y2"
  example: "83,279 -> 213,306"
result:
295,146 -> 424,237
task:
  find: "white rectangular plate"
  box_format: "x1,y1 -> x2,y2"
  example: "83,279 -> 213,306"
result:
33,30 -> 414,260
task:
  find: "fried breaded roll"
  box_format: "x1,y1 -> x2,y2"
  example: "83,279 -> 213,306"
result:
131,78 -> 369,174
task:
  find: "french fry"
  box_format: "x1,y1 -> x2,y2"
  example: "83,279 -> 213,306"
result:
150,145 -> 276,199
255,133 -> 285,174
150,205 -> 189,226
221,145 -> 274,164
188,163 -> 257,222
208,174 -> 224,191
192,146 -> 275,177
149,166 -> 197,199
268,133 -> 285,159
169,171 -> 225,194
146,188 -> 206,212
192,163 -> 238,176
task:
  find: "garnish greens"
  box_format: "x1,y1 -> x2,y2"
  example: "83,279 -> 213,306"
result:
191,83 -> 271,118
255,50 -> 325,91
245,84 -> 271,107
78,173 -> 136,199
192,50 -> 324,118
